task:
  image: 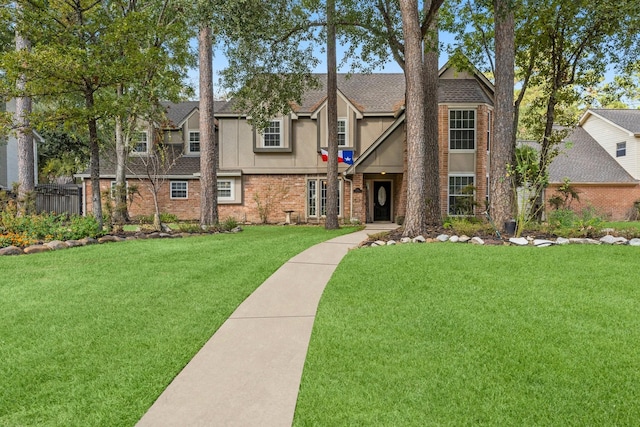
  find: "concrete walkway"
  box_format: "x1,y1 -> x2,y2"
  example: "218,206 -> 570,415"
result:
137,223 -> 397,427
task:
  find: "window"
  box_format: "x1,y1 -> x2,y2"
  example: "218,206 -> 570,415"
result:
189,131 -> 200,154
449,110 -> 476,150
616,142 -> 626,157
338,119 -> 347,146
307,179 -> 341,217
262,121 -> 282,147
448,175 -> 475,215
132,131 -> 148,153
170,181 -> 188,199
218,179 -> 233,201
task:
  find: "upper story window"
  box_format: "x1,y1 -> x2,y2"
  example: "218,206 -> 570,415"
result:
338,119 -> 347,146
189,131 -> 200,154
616,142 -> 626,157
261,120 -> 282,147
449,110 -> 476,150
132,131 -> 149,154
487,111 -> 491,152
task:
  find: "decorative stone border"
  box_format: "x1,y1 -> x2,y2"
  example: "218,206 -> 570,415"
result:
0,227 -> 243,256
364,234 -> 640,248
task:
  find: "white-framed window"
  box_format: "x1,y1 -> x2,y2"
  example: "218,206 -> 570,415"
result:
449,110 -> 476,150
132,130 -> 149,153
448,175 -> 475,216
110,181 -> 128,199
307,178 -> 341,217
616,141 -> 626,157
338,118 -> 347,146
189,131 -> 200,154
261,120 -> 282,147
218,179 -> 234,201
170,181 -> 188,199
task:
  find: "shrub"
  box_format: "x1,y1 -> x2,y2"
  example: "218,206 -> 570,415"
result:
546,207 -> 604,237
0,212 -> 103,248
221,216 -> 238,231
444,216 -> 494,236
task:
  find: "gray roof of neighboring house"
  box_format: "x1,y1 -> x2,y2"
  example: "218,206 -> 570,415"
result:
218,73 -> 494,116
587,109 -> 640,134
549,126 -> 637,183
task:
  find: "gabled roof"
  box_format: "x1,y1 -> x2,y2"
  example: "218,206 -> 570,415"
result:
218,69 -> 494,117
549,127 -> 637,184
162,100 -> 229,128
579,109 -> 640,136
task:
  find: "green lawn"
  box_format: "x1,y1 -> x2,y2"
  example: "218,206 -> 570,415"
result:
295,244 -> 640,426
0,226 -> 354,427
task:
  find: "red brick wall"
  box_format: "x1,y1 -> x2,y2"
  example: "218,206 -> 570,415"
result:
545,183 -> 640,221
85,174 -> 356,224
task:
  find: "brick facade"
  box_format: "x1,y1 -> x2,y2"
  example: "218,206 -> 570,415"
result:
87,174 -> 356,224
545,183 -> 640,221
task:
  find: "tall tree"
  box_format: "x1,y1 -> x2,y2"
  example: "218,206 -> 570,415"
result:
490,0 -> 516,230
423,0 -> 440,227
14,2 -> 34,211
198,23 -> 218,227
325,0 -> 339,229
399,0 -> 428,236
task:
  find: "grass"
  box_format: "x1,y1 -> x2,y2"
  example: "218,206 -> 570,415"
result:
0,225 -> 355,427
294,243 -> 640,426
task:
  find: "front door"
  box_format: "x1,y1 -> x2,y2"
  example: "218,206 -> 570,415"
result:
373,181 -> 392,221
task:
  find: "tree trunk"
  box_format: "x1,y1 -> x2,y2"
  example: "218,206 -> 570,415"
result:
85,87 -> 103,228
113,84 -> 129,224
490,0 -> 516,231
423,3 -> 441,225
325,0 -> 339,229
15,22 -> 35,212
199,25 -> 218,227
399,0 -> 427,237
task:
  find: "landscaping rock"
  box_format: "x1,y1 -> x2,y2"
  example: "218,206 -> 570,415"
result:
147,232 -> 161,239
533,239 -> 555,247
629,238 -> 640,247
412,235 -> 426,243
569,238 -> 601,245
159,233 -> 172,238
0,245 -> 24,256
23,244 -> 51,254
459,235 -> 471,243
509,237 -> 529,246
386,240 -> 396,246
374,240 -> 387,246
81,237 -> 98,245
231,226 -> 243,233
65,239 -> 84,247
98,235 -> 125,243
555,237 -> 570,245
436,234 -> 450,242
471,237 -> 485,245
449,235 -> 460,243
45,240 -> 69,250
400,237 -> 412,244
599,235 -> 628,245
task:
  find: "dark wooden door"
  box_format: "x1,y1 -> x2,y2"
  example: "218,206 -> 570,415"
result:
373,181 -> 392,221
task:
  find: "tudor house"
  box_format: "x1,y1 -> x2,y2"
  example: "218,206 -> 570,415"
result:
77,61 -> 495,224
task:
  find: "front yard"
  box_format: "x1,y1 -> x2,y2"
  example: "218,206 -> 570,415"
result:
0,226 -> 353,426
295,243 -> 640,426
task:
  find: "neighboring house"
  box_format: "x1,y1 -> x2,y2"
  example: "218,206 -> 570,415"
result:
77,61 -> 495,224
546,109 -> 640,220
0,99 -> 40,191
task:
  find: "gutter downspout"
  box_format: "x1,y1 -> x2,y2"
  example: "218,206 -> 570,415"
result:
82,179 -> 87,216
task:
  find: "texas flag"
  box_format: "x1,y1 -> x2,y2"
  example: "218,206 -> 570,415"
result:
320,148 -> 354,165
